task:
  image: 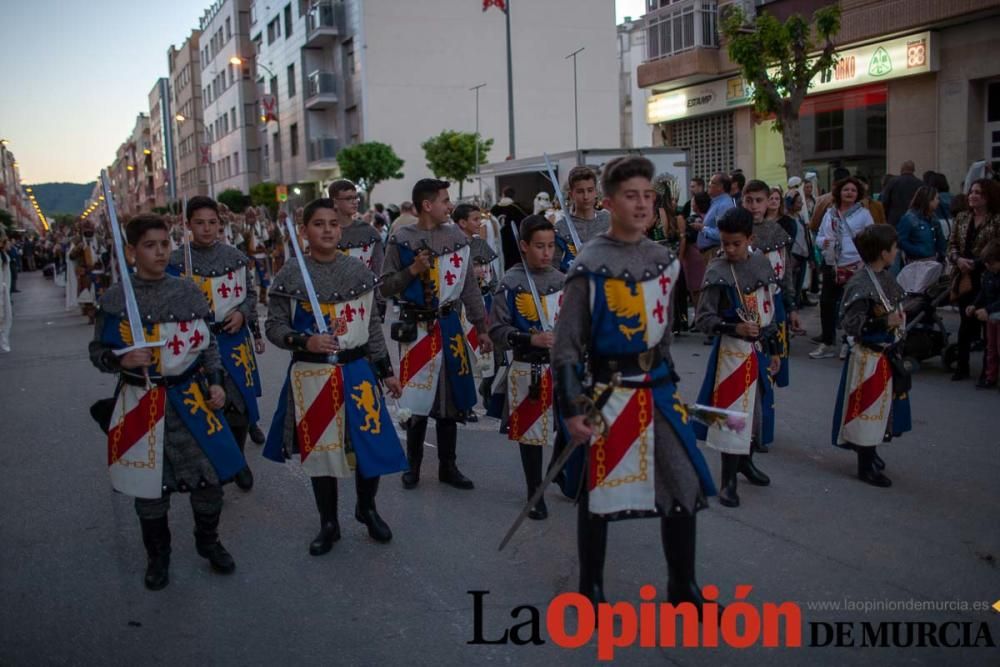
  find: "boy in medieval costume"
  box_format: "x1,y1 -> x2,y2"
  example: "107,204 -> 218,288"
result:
168,196 -> 263,491
694,206 -> 781,508
553,156 -> 716,609
89,214 -> 244,590
380,179 -> 493,490
832,224 -> 910,487
489,215 -> 563,520
331,180 -> 387,321
71,220 -> 110,324
552,165 -> 611,272
264,198 -> 407,552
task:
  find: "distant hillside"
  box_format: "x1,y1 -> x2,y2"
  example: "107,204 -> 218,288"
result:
29,182 -> 95,216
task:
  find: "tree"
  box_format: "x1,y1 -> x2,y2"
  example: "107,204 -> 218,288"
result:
250,182 -> 279,219
721,4 -> 841,180
0,210 -> 14,235
421,130 -> 494,199
217,188 -> 249,213
335,141 -> 404,201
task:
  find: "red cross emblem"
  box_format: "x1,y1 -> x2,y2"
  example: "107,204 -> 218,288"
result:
358,304 -> 366,320
233,284 -> 243,298
227,271 -> 235,280
188,328 -> 204,347
217,283 -> 231,298
450,252 -> 463,268
167,334 -> 185,355
362,244 -> 369,252
653,300 -> 665,324
763,298 -> 772,314
179,321 -> 190,332
342,303 -> 356,323
445,270 -> 457,286
659,274 -> 672,295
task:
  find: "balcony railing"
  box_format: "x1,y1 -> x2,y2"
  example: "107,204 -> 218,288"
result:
306,2 -> 344,45
644,0 -> 719,62
306,71 -> 339,109
308,137 -> 340,164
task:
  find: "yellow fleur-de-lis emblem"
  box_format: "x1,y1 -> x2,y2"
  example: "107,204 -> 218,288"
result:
449,333 -> 470,375
231,340 -> 256,387
351,381 -> 381,434
182,383 -> 223,435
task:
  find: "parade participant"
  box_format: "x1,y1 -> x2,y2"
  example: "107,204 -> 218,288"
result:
0,231 -> 12,352
743,180 -> 800,396
380,178 -> 493,490
553,156 -> 716,609
330,180 -> 383,274
552,165 -> 611,271
245,206 -> 272,306
832,225 -> 911,487
90,213 -> 244,590
263,198 -> 407,552
489,215 -> 563,520
694,207 -> 781,508
453,203 -> 499,412
70,220 -> 110,324
167,196 -> 262,491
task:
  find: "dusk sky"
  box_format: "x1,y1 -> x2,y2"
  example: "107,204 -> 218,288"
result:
0,0 -> 645,186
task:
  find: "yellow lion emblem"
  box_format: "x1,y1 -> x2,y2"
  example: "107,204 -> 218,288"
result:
603,279 -> 646,342
514,292 -> 548,325
181,383 -> 223,435
351,381 -> 381,434
449,333 -> 470,375
231,340 -> 257,387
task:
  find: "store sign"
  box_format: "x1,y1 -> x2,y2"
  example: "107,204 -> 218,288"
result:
646,31 -> 936,124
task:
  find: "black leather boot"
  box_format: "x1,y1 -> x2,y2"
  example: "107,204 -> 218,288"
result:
248,423 -> 266,445
354,474 -> 392,543
856,447 -> 892,487
309,476 -> 341,555
661,511 -> 706,608
519,443 -> 547,520
139,516 -> 171,591
437,419 -> 474,489
871,447 -> 886,471
402,417 -> 427,489
738,452 -> 770,486
717,453 -> 740,507
193,510 -> 236,573
577,487 -> 607,607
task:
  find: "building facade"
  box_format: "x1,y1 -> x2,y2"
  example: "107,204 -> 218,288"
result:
148,78 -> 175,210
170,30 -> 210,202
199,0 -> 261,196
0,142 -> 46,234
618,16 -> 653,149
245,0 -> 619,206
637,0 -> 1000,194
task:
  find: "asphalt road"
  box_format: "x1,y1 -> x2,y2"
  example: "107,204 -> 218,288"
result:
1,270 -> 998,666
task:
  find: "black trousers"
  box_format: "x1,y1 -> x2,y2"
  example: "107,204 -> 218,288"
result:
955,290 -> 983,374
819,264 -> 845,345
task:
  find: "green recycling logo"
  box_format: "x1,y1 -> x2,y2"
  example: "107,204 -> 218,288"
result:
868,47 -> 892,77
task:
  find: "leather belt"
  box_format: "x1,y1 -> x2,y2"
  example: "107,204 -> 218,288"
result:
400,302 -> 456,322
591,349 -> 664,383
292,345 -> 369,365
512,348 -> 550,364
122,365 -> 200,388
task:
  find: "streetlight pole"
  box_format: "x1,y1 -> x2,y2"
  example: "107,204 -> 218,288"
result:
470,83 -> 486,202
566,47 -> 585,159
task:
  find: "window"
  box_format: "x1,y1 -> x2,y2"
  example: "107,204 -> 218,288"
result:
225,17 -> 232,40
815,109 -> 844,152
284,4 -> 293,37
273,131 -> 281,162
231,107 -> 237,131
267,17 -> 279,44
646,1 -> 718,61
269,75 -> 278,97
290,123 -> 299,157
287,64 -> 296,97
233,151 -> 240,174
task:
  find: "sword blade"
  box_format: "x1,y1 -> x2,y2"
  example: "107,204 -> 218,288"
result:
543,153 -> 583,253
283,213 -> 328,334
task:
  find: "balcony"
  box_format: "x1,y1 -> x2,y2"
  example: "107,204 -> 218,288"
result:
305,71 -> 339,110
637,0 -> 725,90
308,137 -> 340,167
305,1 -> 344,47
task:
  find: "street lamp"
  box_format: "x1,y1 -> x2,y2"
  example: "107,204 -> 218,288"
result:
175,113 -> 215,198
566,47 -> 585,157
231,55 -> 282,185
470,83 -> 486,201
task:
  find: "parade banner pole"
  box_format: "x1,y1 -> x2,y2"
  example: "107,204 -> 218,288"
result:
100,171 -> 164,362
543,153 -> 583,252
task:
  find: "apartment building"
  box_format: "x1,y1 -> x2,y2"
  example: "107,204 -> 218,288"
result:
618,16 -> 652,149
148,78 -> 175,209
199,0 -> 261,196
637,0 -> 1000,191
249,0 -> 619,205
169,30 -> 209,202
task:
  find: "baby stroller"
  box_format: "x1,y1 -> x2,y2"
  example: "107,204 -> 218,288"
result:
896,260 -> 955,373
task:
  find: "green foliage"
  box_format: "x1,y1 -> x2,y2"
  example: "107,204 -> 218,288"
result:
0,209 -> 13,234
217,188 -> 249,213
250,182 -> 279,219
721,4 -> 841,128
421,130 -> 494,198
335,141 -> 405,199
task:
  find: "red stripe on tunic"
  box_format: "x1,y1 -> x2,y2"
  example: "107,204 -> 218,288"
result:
107,387 -> 165,466
844,355 -> 890,424
466,326 -> 479,351
399,322 -> 441,387
713,351 -> 758,409
508,368 -> 552,441
589,388 -> 651,490
297,369 -> 345,462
